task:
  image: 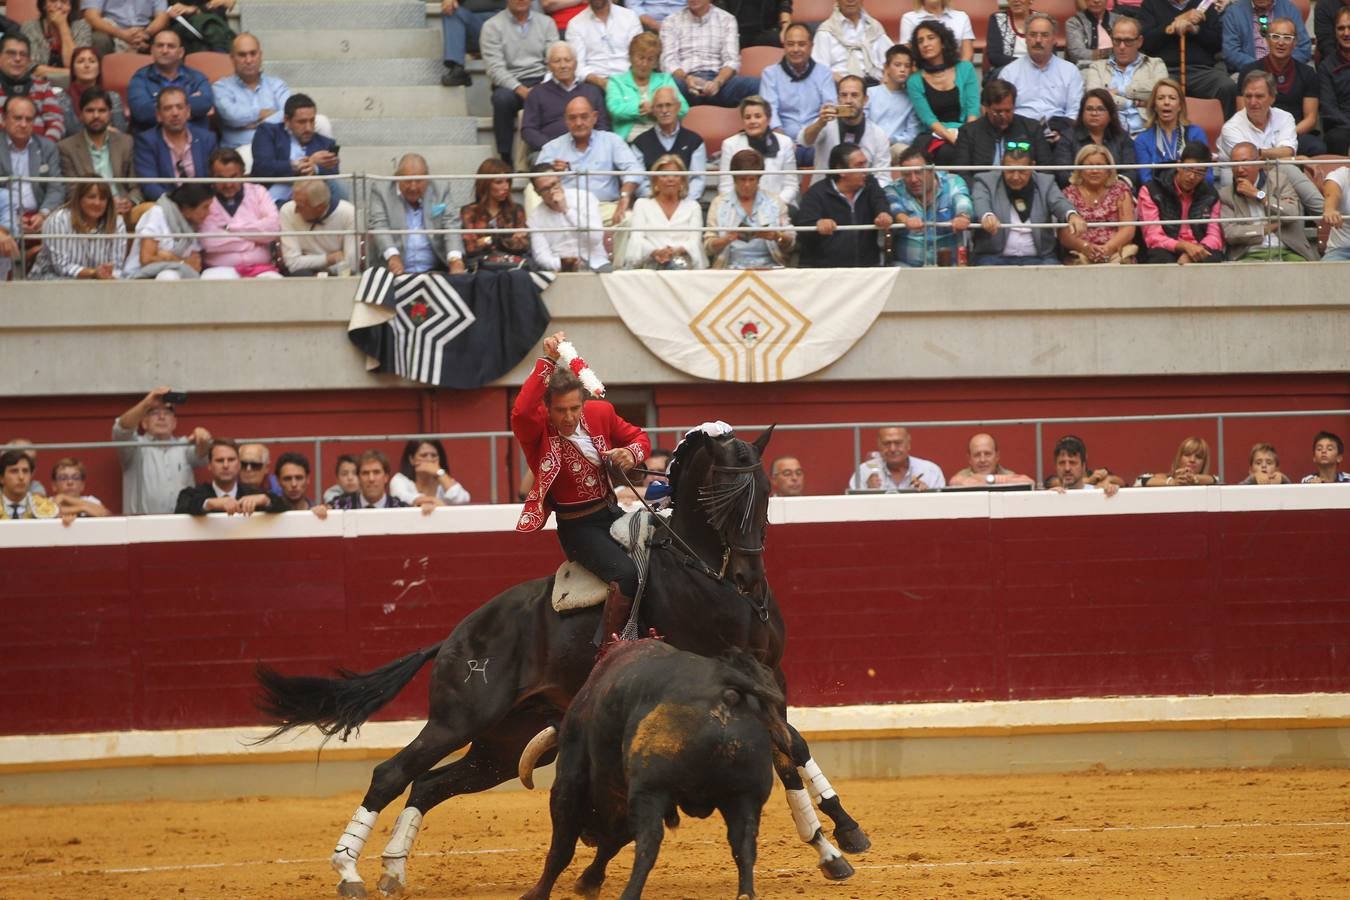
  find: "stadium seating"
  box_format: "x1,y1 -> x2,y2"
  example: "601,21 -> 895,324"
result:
4,0 -> 38,22
1186,97 -> 1226,149
681,105 -> 743,157
739,45 -> 783,78
966,0 -> 1000,57
792,0 -> 836,26
185,52 -> 234,83
101,52 -> 152,108
863,0 -> 900,45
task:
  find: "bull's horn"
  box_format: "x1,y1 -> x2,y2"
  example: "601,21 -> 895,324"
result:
518,725 -> 559,789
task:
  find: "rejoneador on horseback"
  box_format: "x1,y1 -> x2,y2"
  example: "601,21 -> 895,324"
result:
512,330 -> 650,644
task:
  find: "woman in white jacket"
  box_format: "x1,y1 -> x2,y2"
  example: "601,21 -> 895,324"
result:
718,95 -> 799,210
621,154 -> 708,269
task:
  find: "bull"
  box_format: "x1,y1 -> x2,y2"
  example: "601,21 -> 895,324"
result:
518,639 -> 791,900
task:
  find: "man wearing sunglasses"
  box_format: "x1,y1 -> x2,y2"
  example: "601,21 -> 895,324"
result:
1237,18 -> 1322,155
238,443 -> 283,495
1083,18 -> 1168,136
1222,0 -> 1311,72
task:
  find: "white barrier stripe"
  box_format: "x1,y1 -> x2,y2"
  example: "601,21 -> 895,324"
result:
1053,820 -> 1350,833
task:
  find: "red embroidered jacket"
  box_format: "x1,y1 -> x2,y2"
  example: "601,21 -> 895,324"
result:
511,357 -> 650,532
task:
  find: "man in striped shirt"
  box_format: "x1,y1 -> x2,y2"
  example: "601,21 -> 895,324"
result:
0,33 -> 65,143
660,0 -> 758,107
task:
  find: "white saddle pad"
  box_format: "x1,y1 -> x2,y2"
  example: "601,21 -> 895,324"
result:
549,511 -> 658,612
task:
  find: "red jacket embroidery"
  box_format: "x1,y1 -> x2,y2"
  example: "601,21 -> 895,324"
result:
511,357 -> 651,532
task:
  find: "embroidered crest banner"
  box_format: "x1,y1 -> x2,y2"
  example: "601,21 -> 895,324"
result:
600,269 -> 896,382
347,269 -> 553,389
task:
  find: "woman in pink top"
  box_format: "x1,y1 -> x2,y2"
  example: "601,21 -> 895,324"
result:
1136,139 -> 1225,265
198,148 -> 283,279
1060,143 -> 1137,263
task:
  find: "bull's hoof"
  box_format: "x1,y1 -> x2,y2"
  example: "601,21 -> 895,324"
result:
834,823 -> 872,854
376,874 -> 405,897
818,854 -> 855,881
573,874 -> 604,899
337,881 -> 369,899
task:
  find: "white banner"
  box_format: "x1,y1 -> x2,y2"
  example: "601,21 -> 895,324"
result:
601,269 -> 897,382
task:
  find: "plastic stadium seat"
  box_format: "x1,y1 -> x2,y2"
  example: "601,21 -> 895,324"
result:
740,45 -> 784,78
186,52 -> 234,83
864,1 -> 901,43
4,0 -> 38,22
965,0 -> 1001,55
1185,97 -> 1225,149
1036,0 -> 1080,27
101,52 -> 152,108
681,105 -> 744,158
792,0 -> 836,26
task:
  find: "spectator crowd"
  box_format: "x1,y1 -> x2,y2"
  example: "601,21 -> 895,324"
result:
3,384 -> 1346,520
3,0 -> 1350,278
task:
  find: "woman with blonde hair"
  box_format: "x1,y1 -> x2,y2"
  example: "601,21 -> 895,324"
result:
1139,437 -> 1220,486
1060,144 -> 1136,264
606,32 -> 686,141
898,0 -> 975,62
622,154 -> 707,269
30,180 -> 127,280
1132,78 -> 1210,185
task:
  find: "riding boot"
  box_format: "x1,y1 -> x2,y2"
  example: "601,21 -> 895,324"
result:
596,581 -> 634,650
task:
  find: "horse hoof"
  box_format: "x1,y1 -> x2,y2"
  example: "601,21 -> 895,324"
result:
337,881 -> 369,899
377,874 -> 405,897
834,823 -> 872,854
818,855 -> 855,881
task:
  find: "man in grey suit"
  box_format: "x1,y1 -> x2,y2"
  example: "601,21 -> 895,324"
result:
57,89 -> 142,218
1,95 -> 65,238
971,144 -> 1085,265
367,153 -> 465,275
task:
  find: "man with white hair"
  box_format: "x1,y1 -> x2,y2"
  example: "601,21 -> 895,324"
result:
367,153 -> 465,275
1217,69 -> 1322,215
811,0 -> 890,84
521,42 -> 609,153
279,178 -> 357,275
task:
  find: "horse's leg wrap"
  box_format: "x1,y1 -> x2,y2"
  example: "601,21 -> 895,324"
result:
797,758 -> 837,804
378,808 -> 422,895
332,805 -> 378,885
787,788 -> 851,878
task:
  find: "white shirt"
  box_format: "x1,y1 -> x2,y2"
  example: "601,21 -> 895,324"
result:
1003,204 -> 1036,257
529,186 -> 611,272
811,15 -> 891,81
810,118 -> 893,187
388,471 -> 471,505
1326,167 -> 1350,251
898,9 -> 974,45
123,204 -> 202,278
565,428 -> 601,464
621,196 -> 708,268
567,3 -> 643,81
1217,106 -> 1298,160
717,132 -> 799,209
847,453 -> 947,491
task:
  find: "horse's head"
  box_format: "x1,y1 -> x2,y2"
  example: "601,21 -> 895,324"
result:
670,425 -> 774,595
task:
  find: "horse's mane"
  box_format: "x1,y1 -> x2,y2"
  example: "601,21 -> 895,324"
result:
667,428 -> 747,501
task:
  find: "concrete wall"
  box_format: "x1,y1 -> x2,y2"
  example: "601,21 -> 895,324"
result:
4,264 -> 1348,397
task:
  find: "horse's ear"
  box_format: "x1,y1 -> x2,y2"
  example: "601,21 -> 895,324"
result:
752,425 -> 775,458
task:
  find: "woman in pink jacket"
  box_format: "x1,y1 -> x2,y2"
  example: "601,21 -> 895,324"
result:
199,148 -> 283,279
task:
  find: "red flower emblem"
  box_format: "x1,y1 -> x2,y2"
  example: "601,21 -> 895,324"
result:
408,301 -> 430,324
740,321 -> 760,343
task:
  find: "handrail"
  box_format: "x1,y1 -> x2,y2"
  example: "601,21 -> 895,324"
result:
17,408 -> 1350,507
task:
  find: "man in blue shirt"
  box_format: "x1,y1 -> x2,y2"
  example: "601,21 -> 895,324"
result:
759,23 -> 835,165
212,33 -> 290,151
885,144 -> 972,267
367,153 -> 465,275
126,28 -> 213,133
538,95 -> 642,221
1000,13 -> 1084,143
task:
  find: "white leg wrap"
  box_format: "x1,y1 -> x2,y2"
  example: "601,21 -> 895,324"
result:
381,807 -> 423,862
331,805 -> 378,884
378,807 -> 423,889
809,830 -> 843,864
786,788 -> 821,842
797,758 -> 837,804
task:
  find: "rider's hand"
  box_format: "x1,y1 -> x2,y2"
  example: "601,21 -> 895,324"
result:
543,331 -> 566,361
605,448 -> 636,471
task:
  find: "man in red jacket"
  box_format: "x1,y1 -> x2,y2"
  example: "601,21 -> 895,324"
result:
512,330 -> 651,642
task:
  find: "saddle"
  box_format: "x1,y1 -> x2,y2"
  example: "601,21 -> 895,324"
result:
550,510 -> 658,612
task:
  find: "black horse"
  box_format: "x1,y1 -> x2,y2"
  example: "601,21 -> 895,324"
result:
255,426 -> 870,898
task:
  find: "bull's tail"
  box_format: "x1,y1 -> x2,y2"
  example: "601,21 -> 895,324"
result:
718,649 -> 792,756
253,643 -> 441,743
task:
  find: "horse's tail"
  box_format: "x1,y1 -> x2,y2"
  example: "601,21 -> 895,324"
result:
253,643 -> 441,743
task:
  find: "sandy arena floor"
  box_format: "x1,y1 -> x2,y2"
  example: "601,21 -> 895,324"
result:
2,767 -> 1347,899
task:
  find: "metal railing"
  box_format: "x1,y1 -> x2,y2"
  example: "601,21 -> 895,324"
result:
16,407 -> 1350,508
3,154 -> 1345,276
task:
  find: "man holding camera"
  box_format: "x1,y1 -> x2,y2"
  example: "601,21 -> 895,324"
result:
801,75 -> 892,187
113,387 -> 212,516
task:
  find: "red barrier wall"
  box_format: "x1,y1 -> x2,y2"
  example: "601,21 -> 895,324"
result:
4,494 -> 1348,737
